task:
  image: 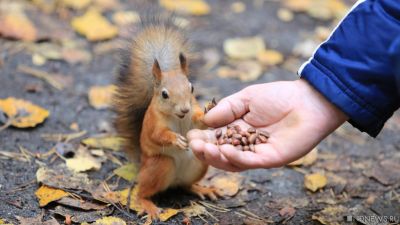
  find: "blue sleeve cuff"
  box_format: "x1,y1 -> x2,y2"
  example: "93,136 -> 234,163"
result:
300,59 -> 385,137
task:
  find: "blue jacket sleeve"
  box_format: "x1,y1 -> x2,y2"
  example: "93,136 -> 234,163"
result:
298,0 -> 400,137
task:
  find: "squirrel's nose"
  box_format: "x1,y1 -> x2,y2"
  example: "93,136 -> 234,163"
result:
181,108 -> 190,114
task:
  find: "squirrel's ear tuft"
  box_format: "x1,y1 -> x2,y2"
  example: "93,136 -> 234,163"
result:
152,59 -> 162,82
179,53 -> 188,75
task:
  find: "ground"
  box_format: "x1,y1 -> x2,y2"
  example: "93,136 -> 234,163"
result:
0,0 -> 399,224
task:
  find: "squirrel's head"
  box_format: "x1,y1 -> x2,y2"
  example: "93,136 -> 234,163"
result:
152,53 -> 193,119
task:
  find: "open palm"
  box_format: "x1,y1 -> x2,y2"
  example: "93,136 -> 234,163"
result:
188,79 -> 347,171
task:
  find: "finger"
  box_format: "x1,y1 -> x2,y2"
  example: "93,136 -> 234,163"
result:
189,139 -> 207,161
187,129 -> 215,142
202,143 -> 243,172
204,91 -> 249,128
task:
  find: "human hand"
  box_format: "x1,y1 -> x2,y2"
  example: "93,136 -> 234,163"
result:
188,79 -> 348,171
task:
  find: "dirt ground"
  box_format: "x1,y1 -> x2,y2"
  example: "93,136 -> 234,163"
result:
1,0 -> 400,224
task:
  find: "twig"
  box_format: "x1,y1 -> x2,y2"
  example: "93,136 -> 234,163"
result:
4,179 -> 36,193
17,65 -> 64,90
41,130 -> 87,142
0,118 -> 12,132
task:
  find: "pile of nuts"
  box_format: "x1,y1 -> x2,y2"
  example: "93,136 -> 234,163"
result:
214,125 -> 270,151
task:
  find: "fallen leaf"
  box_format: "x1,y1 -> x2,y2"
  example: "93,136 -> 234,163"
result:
159,208 -> 180,222
182,202 -> 208,218
61,0 -> 91,10
304,173 -> 327,192
84,216 -> 126,225
257,49 -> 284,66
201,172 -> 243,197
0,97 -> 49,128
223,36 -> 265,59
82,136 -> 124,151
364,159 -> 400,185
277,8 -> 294,22
53,205 -> 113,223
230,2 -> 246,13
113,163 -> 137,181
61,48 -> 92,65
71,9 -> 118,41
112,10 -> 140,26
88,85 -> 116,109
217,61 -> 263,82
35,185 -> 69,207
282,0 -> 312,12
311,205 -> 347,225
57,197 -> 107,210
160,0 -> 210,16
17,65 -> 68,90
0,11 -> 37,41
32,53 -> 47,66
66,146 -> 102,172
93,0 -> 120,11
16,215 -> 60,225
279,206 -> 296,218
288,148 -> 318,166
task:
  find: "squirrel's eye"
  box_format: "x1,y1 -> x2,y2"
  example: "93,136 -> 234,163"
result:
190,83 -> 194,93
161,89 -> 169,99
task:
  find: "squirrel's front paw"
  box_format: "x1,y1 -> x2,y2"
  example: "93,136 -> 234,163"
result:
174,134 -> 188,150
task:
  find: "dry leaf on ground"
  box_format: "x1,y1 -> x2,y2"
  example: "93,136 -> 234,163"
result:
113,163 -> 137,181
160,0 -> 210,16
201,172 -> 243,197
16,215 -> 60,225
82,136 -> 123,151
0,97 -> 49,128
304,173 -> 327,192
53,205 -> 113,223
0,11 -> 37,41
71,9 -> 118,41
84,216 -> 126,225
35,185 -> 69,207
66,146 -> 102,172
223,36 -> 265,59
288,148 -> 318,166
277,8 -> 294,22
57,197 -> 107,210
61,0 -> 91,10
88,85 -> 116,109
282,0 -> 312,12
311,205 -> 347,225
364,159 -> 400,185
159,208 -> 180,222
217,61 -> 263,82
257,49 -> 284,66
112,10 -> 140,26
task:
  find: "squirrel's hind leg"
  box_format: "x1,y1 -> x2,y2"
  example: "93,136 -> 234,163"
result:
188,183 -> 220,201
137,155 -> 176,220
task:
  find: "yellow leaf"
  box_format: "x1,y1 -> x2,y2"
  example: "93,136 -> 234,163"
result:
103,187 -> 142,211
113,163 -> 137,181
66,146 -> 102,172
277,8 -> 294,22
0,11 -> 37,41
0,97 -> 50,128
288,148 -> 318,166
159,208 -> 180,222
88,85 -> 116,109
304,173 -> 327,192
35,185 -> 69,207
92,216 -> 126,225
82,136 -> 124,151
62,0 -> 91,10
71,9 -> 118,41
283,0 -> 312,12
223,36 -> 265,59
208,173 -> 242,197
257,49 -> 284,66
160,0 -> 210,16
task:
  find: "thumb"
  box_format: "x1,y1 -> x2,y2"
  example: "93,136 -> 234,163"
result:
204,90 -> 249,128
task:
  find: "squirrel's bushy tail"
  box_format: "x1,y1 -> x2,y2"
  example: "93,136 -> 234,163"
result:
113,15 -> 191,162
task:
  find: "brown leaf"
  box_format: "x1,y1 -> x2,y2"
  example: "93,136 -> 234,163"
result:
53,205 -> 113,223
16,216 -> 60,225
56,197 -> 107,210
200,171 -> 243,197
279,206 -> 296,218
364,159 -> 400,185
0,11 -> 37,41
311,205 -> 347,225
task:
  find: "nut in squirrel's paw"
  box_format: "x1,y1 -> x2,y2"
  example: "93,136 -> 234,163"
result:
174,134 -> 188,150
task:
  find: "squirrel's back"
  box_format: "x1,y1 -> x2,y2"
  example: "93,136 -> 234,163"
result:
113,16 -> 191,162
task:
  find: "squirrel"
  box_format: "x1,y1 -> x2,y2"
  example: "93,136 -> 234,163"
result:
113,16 -> 219,220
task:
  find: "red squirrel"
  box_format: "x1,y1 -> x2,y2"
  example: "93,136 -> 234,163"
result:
113,17 -> 218,220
